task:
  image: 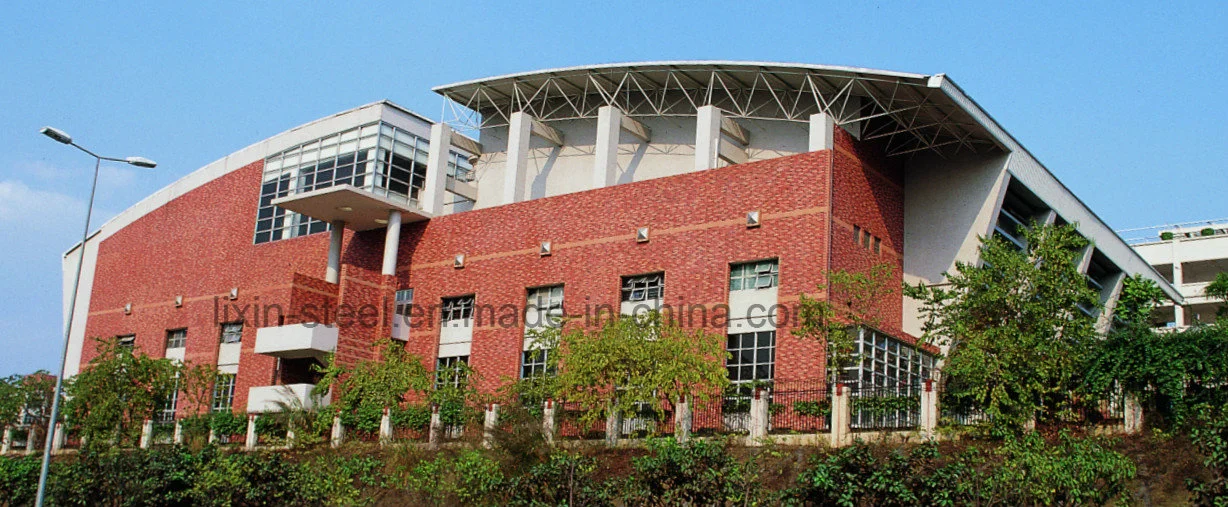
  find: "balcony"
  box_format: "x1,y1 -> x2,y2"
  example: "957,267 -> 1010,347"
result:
247,384 -> 329,414
254,323 -> 338,359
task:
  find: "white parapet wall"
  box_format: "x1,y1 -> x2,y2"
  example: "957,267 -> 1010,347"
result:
253,323 -> 338,359
247,384 -> 330,413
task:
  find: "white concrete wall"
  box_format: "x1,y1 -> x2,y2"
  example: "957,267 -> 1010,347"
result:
469,117 -> 808,210
901,151 -> 1010,337
727,287 -> 779,334
439,318 -> 473,357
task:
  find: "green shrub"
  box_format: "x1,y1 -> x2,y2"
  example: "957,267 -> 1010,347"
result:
1202,227 -> 1216,237
209,411 -> 248,439
1161,231 -> 1175,240
793,400 -> 831,418
507,451 -> 609,506
625,437 -> 764,505
1188,403 -> 1228,505
390,404 -> 431,431
0,455 -> 40,506
404,449 -> 505,505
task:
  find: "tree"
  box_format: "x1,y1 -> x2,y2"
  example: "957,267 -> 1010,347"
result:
0,372 -> 54,431
1113,275 -> 1167,328
555,311 -> 729,429
905,222 -> 1101,431
1205,272 -> 1228,320
63,337 -> 180,448
793,263 -> 894,383
316,339 -> 432,434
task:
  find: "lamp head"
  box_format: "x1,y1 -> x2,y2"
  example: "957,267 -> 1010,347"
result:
40,126 -> 72,144
125,156 -> 157,168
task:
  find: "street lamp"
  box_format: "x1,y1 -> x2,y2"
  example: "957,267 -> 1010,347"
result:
35,126 -> 157,507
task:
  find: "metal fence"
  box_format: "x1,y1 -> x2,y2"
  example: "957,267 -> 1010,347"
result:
770,379 -> 831,433
849,383 -> 921,430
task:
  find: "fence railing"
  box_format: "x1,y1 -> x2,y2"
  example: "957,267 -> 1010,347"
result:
849,383 -> 922,430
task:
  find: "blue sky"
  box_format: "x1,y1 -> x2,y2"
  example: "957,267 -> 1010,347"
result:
1,1 -> 1225,375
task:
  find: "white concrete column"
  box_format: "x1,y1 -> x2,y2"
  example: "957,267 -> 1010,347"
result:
605,402 -> 622,447
748,388 -> 769,446
1,426 -> 11,454
674,396 -> 692,444
208,428 -> 217,445
1123,394 -> 1143,435
139,419 -> 153,449
593,106 -> 622,189
428,404 -> 442,450
326,220 -> 344,284
52,422 -> 65,453
379,407 -> 393,446
244,414 -> 258,450
1097,272 -> 1128,333
809,112 -> 836,152
424,123 -> 452,215
542,399 -> 556,446
919,380 -> 938,440
694,105 -> 722,171
482,403 -> 499,449
830,383 -> 851,448
1173,261 -> 1186,326
286,427 -> 296,448
504,111 -> 533,205
173,419 -> 183,445
381,210 -> 401,276
330,413 -> 344,448
25,426 -> 40,455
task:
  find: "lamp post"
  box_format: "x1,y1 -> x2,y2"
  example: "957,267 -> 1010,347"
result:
35,126 -> 156,507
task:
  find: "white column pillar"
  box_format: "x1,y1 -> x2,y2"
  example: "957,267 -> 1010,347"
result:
483,403 -> 499,449
1173,261 -> 1186,327
244,414 -> 258,450
381,210 -> 402,276
503,111 -> 533,205
605,402 -> 622,447
1123,394 -> 1143,435
330,413 -> 344,448
139,419 -> 153,449
424,123 -> 452,215
326,220 -> 344,284
542,399 -> 556,446
694,105 -> 721,171
809,112 -> 836,152
748,387 -> 769,446
919,380 -> 938,440
173,419 -> 184,445
52,422 -> 65,453
593,106 -> 622,189
674,396 -> 692,444
26,426 -> 39,455
830,383 -> 851,448
379,407 -> 393,446
1,426 -> 11,454
428,404 -> 442,450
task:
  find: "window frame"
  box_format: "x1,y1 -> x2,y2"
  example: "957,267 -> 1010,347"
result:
440,295 -> 475,324
730,259 -> 779,291
219,322 -> 243,344
620,273 -> 665,302
165,328 -> 187,350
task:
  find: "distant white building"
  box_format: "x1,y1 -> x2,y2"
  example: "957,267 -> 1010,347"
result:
1124,219 -> 1228,328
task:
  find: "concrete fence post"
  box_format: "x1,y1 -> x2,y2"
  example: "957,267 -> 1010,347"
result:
207,428 -> 217,445
26,425 -> 40,456
483,403 -> 499,449
919,379 -> 938,440
52,422 -> 66,453
1124,394 -> 1144,435
675,396 -> 692,444
173,419 -> 184,445
1,426 -> 11,454
605,401 -> 622,447
830,383 -> 851,448
330,412 -> 344,449
748,387 -> 769,446
427,404 -> 442,450
139,419 -> 153,449
286,426 -> 297,449
245,414 -> 258,451
379,407 -> 394,446
542,399 -> 556,446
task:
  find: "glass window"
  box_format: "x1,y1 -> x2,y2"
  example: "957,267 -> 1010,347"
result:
526,285 -> 564,329
395,289 -> 414,317
211,374 -> 236,412
730,260 -> 779,291
840,328 -> 934,389
165,329 -> 187,349
521,349 -> 554,379
435,355 -> 469,389
220,323 -> 243,344
726,330 -> 776,384
158,380 -> 179,423
117,334 -> 136,350
621,273 -> 664,302
441,296 -> 474,323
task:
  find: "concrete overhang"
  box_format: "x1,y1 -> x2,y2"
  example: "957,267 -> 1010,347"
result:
271,185 -> 431,231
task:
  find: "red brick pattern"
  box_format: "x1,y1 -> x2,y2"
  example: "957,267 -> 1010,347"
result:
79,137 -> 905,412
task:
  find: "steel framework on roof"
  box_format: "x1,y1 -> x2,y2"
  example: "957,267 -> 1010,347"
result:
436,64 -> 998,157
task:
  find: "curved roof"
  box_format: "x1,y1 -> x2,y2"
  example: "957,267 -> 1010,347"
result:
434,60 -> 1001,157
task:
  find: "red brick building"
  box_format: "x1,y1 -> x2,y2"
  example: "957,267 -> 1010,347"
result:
63,62 -> 1176,418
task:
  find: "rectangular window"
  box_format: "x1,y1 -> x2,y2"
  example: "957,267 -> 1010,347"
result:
730,260 -> 779,291
441,295 -> 474,324
526,285 -> 564,329
158,380 -> 179,423
211,374 -> 236,412
520,349 -> 554,379
220,323 -> 243,344
726,331 -> 776,385
165,329 -> 187,349
435,356 -> 469,389
621,273 -> 665,302
873,237 -> 882,254
841,328 -> 934,388
395,289 -> 414,319
117,334 -> 136,350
